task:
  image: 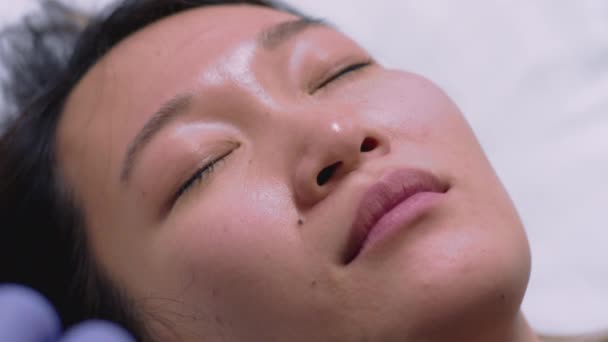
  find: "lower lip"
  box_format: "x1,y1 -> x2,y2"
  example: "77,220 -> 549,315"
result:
357,191 -> 444,257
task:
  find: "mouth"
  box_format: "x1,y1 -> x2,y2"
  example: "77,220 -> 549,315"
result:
343,168 -> 449,264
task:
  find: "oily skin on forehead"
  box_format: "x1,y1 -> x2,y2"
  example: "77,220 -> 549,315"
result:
60,5 -> 294,182
56,4 -> 532,341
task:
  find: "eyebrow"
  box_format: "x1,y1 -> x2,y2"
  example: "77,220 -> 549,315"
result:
259,17 -> 328,49
120,17 -> 329,183
121,94 -> 192,182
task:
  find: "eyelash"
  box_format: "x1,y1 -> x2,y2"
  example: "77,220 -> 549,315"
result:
175,149 -> 234,200
316,60 -> 373,90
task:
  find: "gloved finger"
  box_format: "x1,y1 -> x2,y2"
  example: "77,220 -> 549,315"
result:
0,284 -> 62,342
60,320 -> 135,342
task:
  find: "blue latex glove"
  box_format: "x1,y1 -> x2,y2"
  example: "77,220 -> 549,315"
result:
60,321 -> 134,342
0,285 -> 134,342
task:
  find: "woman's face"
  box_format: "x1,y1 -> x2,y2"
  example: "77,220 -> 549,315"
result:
57,4 -> 531,341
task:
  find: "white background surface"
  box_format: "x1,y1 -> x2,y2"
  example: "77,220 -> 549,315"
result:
1,0 -> 607,336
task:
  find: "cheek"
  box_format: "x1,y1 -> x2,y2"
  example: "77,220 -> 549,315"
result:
153,179 -> 301,297
150,182 -> 334,336
163,190 -> 289,267
355,70 -> 479,153
356,71 -> 492,181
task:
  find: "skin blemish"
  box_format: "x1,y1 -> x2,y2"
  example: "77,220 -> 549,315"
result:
310,280 -> 317,289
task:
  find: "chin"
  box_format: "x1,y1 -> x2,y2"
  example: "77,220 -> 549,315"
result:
416,232 -> 530,341
355,203 -> 532,341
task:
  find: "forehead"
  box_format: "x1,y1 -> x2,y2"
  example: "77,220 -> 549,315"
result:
97,4 -> 300,70
62,4 -> 299,122
57,4 -> 299,182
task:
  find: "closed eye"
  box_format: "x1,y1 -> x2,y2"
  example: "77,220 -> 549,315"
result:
316,60 -> 372,90
173,148 -> 235,202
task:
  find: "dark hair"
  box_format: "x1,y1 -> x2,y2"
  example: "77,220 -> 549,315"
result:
0,0 -> 303,340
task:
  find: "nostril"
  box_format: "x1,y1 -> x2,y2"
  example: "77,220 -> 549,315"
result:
317,162 -> 342,186
360,137 -> 378,152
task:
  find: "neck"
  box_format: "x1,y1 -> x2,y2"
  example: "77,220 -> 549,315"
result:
475,312 -> 540,342
510,313 -> 541,342
470,312 -> 541,342
420,311 -> 540,342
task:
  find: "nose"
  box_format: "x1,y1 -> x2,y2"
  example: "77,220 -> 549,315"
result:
292,113 -> 388,208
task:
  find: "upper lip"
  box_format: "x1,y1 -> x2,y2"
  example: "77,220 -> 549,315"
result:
343,168 -> 448,264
